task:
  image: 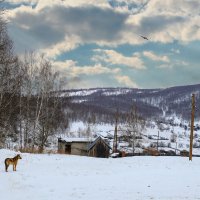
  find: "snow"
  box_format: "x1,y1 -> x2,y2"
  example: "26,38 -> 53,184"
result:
63,121 -> 114,137
65,89 -> 99,97
102,89 -> 132,96
1,149 -> 200,200
62,88 -> 137,97
59,137 -> 95,142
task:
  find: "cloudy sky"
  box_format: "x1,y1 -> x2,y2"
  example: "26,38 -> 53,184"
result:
3,0 -> 200,89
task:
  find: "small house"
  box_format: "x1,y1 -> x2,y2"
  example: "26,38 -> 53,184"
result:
58,136 -> 111,158
88,137 -> 111,158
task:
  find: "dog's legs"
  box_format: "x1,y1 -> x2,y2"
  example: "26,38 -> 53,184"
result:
5,164 -> 8,172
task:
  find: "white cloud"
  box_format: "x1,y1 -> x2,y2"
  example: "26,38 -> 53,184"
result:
41,35 -> 81,59
115,75 -> 138,87
124,0 -> 200,44
93,49 -> 146,69
7,4 -> 129,57
108,0 -> 150,14
53,60 -> 121,77
6,0 -> 37,4
158,60 -> 189,69
5,0 -> 200,59
38,0 -> 109,8
143,51 -> 170,63
6,0 -> 109,9
70,64 -> 120,76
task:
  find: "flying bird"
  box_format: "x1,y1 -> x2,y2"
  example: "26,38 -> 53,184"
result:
140,35 -> 149,40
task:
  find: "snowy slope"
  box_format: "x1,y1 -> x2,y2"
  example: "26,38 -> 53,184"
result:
0,149 -> 200,200
60,84 -> 200,120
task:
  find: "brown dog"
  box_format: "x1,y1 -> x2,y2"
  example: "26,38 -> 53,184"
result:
5,154 -> 22,172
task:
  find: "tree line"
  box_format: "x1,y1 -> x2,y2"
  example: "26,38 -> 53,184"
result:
0,7 -> 68,152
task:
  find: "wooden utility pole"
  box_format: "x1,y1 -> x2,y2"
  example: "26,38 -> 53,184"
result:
157,131 -> 160,151
189,94 -> 195,161
113,110 -> 118,153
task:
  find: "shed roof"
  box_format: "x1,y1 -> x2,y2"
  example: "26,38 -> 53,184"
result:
87,136 -> 111,151
58,137 -> 95,143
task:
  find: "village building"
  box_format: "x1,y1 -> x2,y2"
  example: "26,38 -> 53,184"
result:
87,137 -> 111,158
58,136 -> 111,158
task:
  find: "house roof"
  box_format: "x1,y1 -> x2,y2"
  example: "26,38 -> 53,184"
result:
58,137 -> 95,143
87,136 -> 111,151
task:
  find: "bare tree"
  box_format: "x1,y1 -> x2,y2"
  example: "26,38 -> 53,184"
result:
35,57 -> 66,153
124,104 -> 145,154
0,9 -> 24,147
17,52 -> 39,150
0,3 -> 68,151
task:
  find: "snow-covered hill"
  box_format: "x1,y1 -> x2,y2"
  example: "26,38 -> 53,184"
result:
0,149 -> 200,200
60,84 -> 200,121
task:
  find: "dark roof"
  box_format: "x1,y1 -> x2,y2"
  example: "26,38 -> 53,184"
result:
87,136 -> 111,151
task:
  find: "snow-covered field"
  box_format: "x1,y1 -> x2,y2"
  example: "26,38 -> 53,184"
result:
1,149 -> 200,200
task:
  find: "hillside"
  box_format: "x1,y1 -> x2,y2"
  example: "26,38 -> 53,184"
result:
61,84 -> 200,122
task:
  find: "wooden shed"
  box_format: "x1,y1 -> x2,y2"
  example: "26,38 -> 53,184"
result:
87,137 -> 111,158
58,137 -> 94,156
58,136 -> 111,158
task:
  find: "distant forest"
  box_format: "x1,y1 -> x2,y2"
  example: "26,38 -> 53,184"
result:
63,85 -> 200,124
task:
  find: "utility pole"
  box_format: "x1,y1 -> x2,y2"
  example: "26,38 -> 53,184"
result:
157,131 -> 160,151
113,110 -> 118,153
189,94 -> 195,161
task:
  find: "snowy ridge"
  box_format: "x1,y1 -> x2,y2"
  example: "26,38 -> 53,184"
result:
101,88 -> 133,96
60,84 -> 200,121
62,88 -> 138,97
67,89 -> 100,97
